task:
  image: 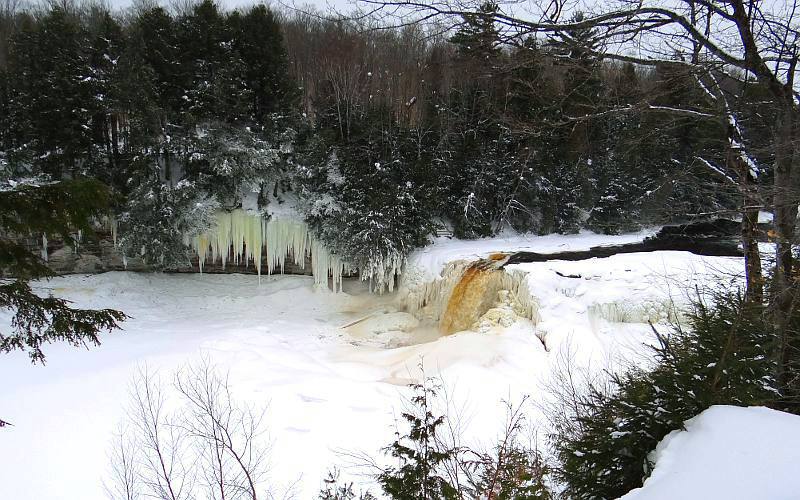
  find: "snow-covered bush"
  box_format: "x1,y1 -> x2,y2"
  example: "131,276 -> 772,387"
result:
296,143 -> 434,293
551,290 -> 779,499
183,122 -> 286,207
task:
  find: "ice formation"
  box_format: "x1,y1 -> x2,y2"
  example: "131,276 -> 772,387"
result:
587,299 -> 682,326
41,233 -> 48,262
399,258 -> 539,334
188,210 -> 348,291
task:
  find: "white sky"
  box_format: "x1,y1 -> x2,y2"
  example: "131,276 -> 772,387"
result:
105,0 -> 359,14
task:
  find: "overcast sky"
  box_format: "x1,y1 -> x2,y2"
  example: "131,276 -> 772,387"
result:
104,0 -> 360,14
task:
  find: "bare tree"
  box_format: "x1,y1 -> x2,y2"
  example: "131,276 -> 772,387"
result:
128,368 -> 195,500
174,361 -> 270,500
105,427 -> 142,500
107,363 -> 271,500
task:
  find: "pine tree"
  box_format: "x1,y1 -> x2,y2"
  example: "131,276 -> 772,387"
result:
178,0 -> 250,124
378,379 -> 458,499
6,7 -> 95,178
554,290 -> 778,499
133,6 -> 184,117
85,7 -> 125,177
117,161 -> 218,269
229,4 -> 298,126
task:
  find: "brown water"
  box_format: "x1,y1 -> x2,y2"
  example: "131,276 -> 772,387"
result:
439,262 -> 498,334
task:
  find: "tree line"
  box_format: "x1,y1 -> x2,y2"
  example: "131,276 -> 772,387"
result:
0,0 -> 759,271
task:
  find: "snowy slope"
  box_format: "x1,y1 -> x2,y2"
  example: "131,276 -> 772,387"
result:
0,232 -> 755,498
620,406 -> 800,500
0,273 -> 547,498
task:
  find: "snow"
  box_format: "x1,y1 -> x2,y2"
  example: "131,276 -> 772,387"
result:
620,406 -> 800,500
511,250 -> 742,363
0,230 -> 770,499
405,229 -> 657,282
0,272 -> 547,498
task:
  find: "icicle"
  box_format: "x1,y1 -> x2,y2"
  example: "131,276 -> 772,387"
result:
195,233 -> 209,273
108,216 -> 118,248
190,211 -> 350,291
266,218 -> 310,274
41,233 -> 48,262
72,229 -> 82,253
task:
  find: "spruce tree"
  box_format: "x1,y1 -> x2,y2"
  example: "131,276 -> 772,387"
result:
377,379 -> 458,499
554,291 -> 778,499
449,1 -> 501,61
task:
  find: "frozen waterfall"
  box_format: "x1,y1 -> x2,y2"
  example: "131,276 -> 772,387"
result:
189,210 -> 348,291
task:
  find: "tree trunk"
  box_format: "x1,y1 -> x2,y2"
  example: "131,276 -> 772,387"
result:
771,105 -> 799,397
729,147 -> 763,303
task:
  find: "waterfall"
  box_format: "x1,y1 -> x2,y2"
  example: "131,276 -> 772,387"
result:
399,258 -> 540,334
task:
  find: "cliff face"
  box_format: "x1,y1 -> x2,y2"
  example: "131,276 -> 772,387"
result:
27,231 -> 314,276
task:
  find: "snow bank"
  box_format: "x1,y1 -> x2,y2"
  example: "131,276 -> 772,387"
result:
405,229 -> 656,282
621,406 -> 800,500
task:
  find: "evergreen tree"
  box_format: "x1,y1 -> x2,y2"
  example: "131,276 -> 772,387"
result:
133,6 -> 183,117
6,7 -> 95,177
229,4 -> 298,126
178,0 -> 250,124
85,8 -> 125,176
117,161 -> 218,269
0,179 -> 126,362
554,290 -> 778,499
377,378 -> 459,499
449,1 -> 501,61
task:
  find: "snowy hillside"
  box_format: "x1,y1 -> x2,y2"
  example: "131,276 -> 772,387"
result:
0,232 -> 784,498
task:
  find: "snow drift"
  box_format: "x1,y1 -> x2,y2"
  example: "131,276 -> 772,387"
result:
620,406 -> 800,500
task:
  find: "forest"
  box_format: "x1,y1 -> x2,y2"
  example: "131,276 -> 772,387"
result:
0,0 -> 764,283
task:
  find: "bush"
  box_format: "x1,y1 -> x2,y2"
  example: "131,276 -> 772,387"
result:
552,290 -> 779,499
107,361 -> 271,500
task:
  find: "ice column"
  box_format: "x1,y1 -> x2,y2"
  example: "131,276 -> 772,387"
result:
190,210 -> 348,290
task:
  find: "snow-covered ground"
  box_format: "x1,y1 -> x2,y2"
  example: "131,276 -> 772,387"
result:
621,406 -> 800,500
0,231 -> 779,499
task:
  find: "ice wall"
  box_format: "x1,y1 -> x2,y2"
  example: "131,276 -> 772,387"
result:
189,210 -> 348,291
